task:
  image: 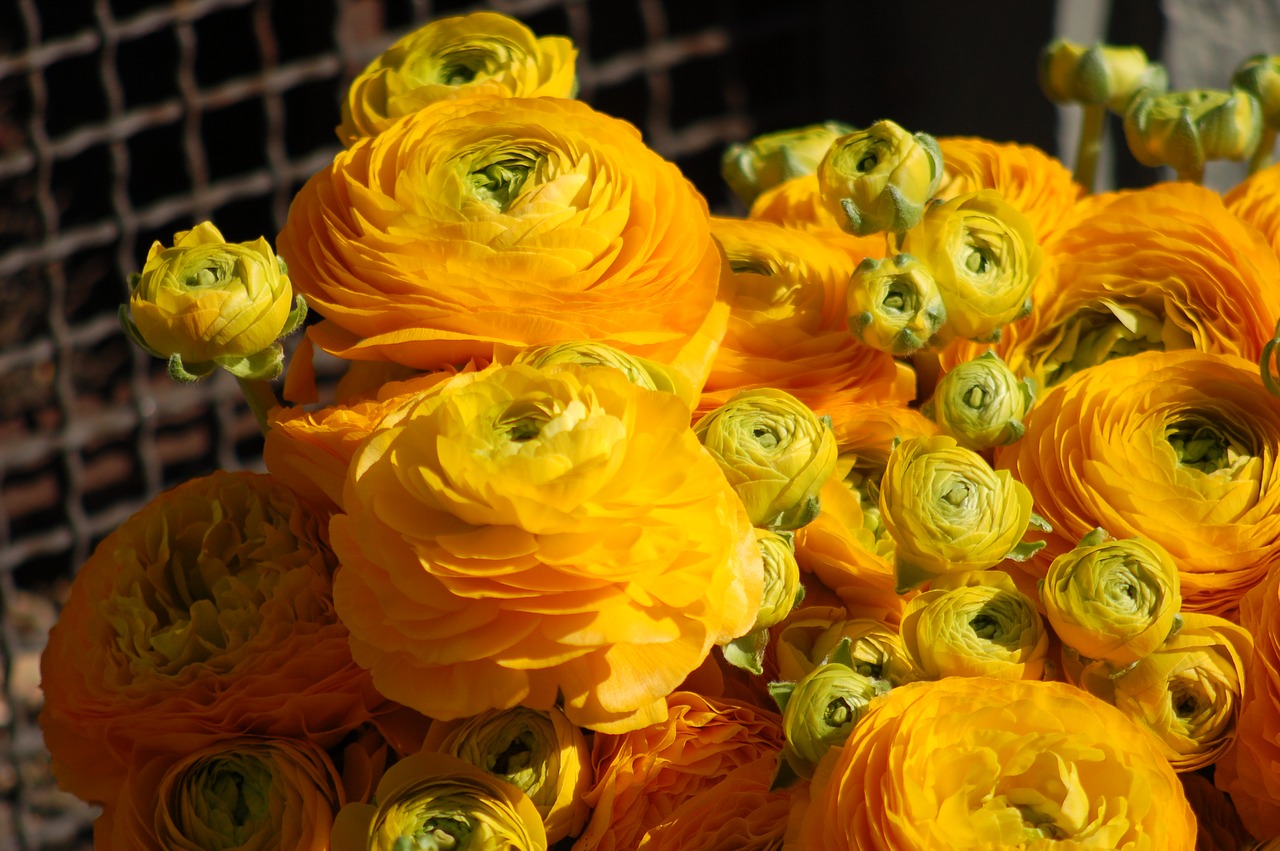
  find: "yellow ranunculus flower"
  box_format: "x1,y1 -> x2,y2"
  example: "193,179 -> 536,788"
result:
817,119 -> 943,236
927,351 -> 1034,450
847,253 -> 947,356
779,657 -> 878,778
879,434 -> 1036,592
752,528 -> 802,632
1038,39 -> 1167,112
1041,531 -> 1182,670
425,706 -> 590,844
996,349 -> 1280,618
900,189 -> 1042,343
1071,613 -> 1252,773
1003,182 -> 1280,392
1124,88 -> 1263,180
787,678 -> 1197,849
694,388 -> 838,531
899,569 -> 1048,681
330,363 -> 763,733
338,11 -> 577,145
122,221 -> 303,381
721,121 -> 853,207
331,752 -> 546,851
95,738 -> 344,851
280,96 -> 728,389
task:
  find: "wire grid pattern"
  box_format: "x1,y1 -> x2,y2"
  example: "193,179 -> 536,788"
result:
0,0 -> 823,846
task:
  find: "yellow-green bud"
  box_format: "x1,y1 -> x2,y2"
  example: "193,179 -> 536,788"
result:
818,120 -> 943,236
1124,88 -> 1263,180
694,389 -> 837,531
847,254 -> 946,355
752,529 -> 802,632
1233,54 -> 1280,127
926,351 -> 1034,450
779,658 -> 877,778
1039,39 -> 1168,112
120,222 -> 306,382
721,121 -> 853,207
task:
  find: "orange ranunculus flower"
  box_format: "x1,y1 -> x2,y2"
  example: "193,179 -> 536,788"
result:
785,677 -> 1197,850
39,471 -> 386,807
1226,160 -> 1280,257
279,96 -> 730,389
332,751 -> 547,850
997,349 -> 1280,617
422,706 -> 592,844
330,363 -> 763,733
700,218 -> 915,432
1001,182 -> 1280,391
573,691 -> 784,851
1216,561 -> 1280,838
94,737 -> 344,851
935,137 -> 1082,246
747,173 -> 892,263
1070,613 -> 1253,772
641,753 -> 797,851
338,11 -> 577,146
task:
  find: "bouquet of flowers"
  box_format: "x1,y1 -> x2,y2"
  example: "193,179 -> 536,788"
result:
36,11 -> 1280,850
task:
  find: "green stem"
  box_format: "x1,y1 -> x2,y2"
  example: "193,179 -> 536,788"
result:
236,377 -> 279,434
1176,165 -> 1205,184
1249,126 -> 1277,175
1073,104 -> 1106,193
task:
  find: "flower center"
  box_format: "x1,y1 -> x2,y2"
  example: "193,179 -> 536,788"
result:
1166,417 -> 1254,476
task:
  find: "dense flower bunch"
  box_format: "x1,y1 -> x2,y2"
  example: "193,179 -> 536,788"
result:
40,11 -> 1280,850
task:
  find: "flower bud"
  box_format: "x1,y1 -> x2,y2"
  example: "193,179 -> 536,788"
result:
1072,614 -> 1251,772
879,435 -> 1038,592
806,617 -> 916,687
1039,39 -> 1168,112
1232,54 -> 1280,127
694,389 -> 838,531
1042,529 -> 1182,670
511,340 -> 695,408
899,569 -> 1048,681
817,120 -> 943,236
752,529 -> 802,632
120,222 -> 305,382
778,657 -> 878,777
721,121 -> 853,207
1124,88 -> 1263,179
846,254 -> 946,355
899,190 -> 1041,343
926,351 -> 1034,450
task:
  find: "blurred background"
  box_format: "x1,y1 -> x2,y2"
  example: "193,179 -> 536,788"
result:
0,0 -> 1268,846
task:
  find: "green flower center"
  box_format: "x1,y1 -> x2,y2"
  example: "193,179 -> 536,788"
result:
180,754 -> 273,849
1166,418 -> 1253,475
1033,305 -> 1186,389
824,696 -> 855,728
963,383 -> 990,410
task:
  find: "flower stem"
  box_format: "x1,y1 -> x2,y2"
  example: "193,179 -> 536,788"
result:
1073,104 -> 1106,193
237,377 -> 279,434
1176,165 -> 1205,184
1249,126 -> 1276,175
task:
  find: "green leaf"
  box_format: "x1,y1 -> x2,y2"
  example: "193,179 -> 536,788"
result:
722,629 -> 769,676
768,681 -> 796,714
1028,512 -> 1053,533
167,353 -> 214,382
1004,539 -> 1046,562
217,342 -> 284,381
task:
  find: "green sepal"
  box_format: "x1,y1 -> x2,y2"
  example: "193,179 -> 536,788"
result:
768,680 -> 796,714
1020,376 -> 1038,410
893,555 -> 932,594
1261,330 -> 1280,398
126,272 -> 142,293
840,198 -> 864,235
118,305 -> 163,359
1079,527 -> 1111,548
819,414 -> 834,431
1166,613 -> 1184,641
970,326 -> 1004,345
769,755 -> 803,792
1002,418 -> 1027,444
829,637 -> 855,670
279,293 -> 308,337
216,342 -> 284,381
167,353 -> 215,382
1004,539 -> 1047,562
722,629 -> 769,676
1028,512 -> 1053,533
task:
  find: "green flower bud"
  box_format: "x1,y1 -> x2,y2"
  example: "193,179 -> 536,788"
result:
694,389 -> 837,531
1232,54 -> 1280,127
807,617 -> 917,687
120,221 -> 306,382
1039,39 -> 1168,112
847,254 -> 947,355
721,121 -> 854,207
779,659 -> 878,777
1041,530 -> 1182,670
926,351 -> 1034,450
818,120 -> 943,236
752,528 -> 802,631
1124,88 -> 1263,180
899,569 -> 1049,682
512,340 -> 695,408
